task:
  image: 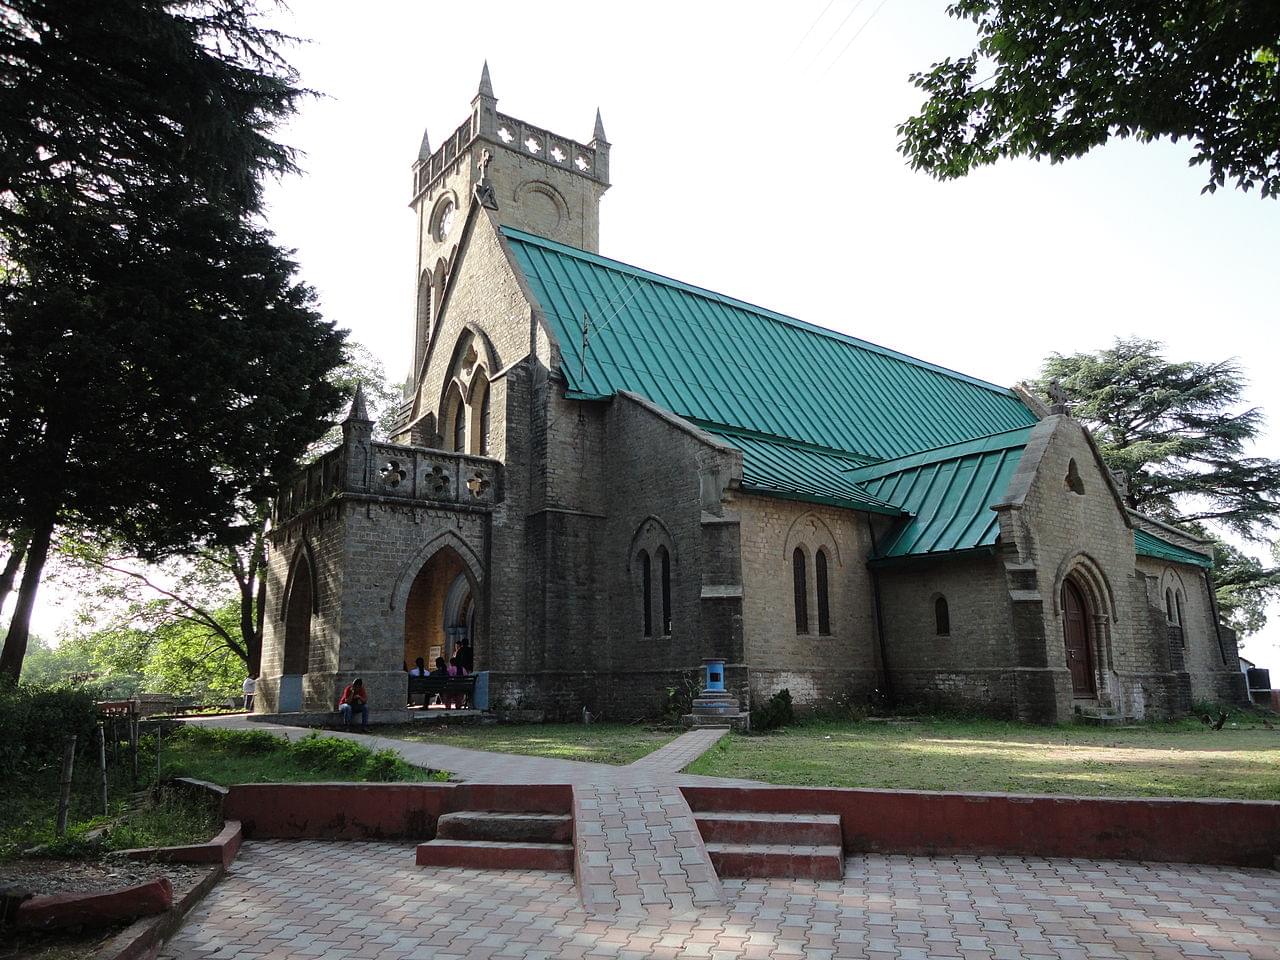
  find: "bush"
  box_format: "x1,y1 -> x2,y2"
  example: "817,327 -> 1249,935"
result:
0,684 -> 100,778
176,724 -> 282,755
752,688 -> 794,732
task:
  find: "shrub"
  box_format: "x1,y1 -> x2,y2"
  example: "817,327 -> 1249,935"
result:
752,688 -> 794,732
176,725 -> 283,755
290,733 -> 375,777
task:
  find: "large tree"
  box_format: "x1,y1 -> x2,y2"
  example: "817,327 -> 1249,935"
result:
0,0 -> 347,679
1037,338 -> 1280,632
899,1 -> 1280,197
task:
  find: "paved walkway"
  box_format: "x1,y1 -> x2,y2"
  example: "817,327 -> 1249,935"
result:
160,840 -> 1280,959
190,716 -> 747,786
192,716 -> 740,918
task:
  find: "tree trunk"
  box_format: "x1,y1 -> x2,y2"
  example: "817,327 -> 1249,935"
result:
0,534 -> 29,619
250,569 -> 265,677
0,512 -> 55,682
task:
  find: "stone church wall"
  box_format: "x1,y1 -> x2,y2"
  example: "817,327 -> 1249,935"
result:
1135,556 -> 1246,707
877,556 -> 1018,715
736,494 -> 880,709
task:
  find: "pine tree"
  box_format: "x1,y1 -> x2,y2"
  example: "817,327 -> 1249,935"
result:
0,1 -> 347,679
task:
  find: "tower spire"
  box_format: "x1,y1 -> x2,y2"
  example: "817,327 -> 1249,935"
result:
417,127 -> 431,162
592,108 -> 608,144
478,60 -> 494,99
344,382 -> 372,424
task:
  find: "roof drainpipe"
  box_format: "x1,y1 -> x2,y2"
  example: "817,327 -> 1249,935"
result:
866,515 -> 895,711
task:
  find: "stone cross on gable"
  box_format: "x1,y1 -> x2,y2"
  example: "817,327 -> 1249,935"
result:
1047,380 -> 1072,415
477,149 -> 493,179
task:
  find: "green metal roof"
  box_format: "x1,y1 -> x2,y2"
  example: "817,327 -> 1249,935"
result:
704,427 -> 905,515
504,228 -> 1038,463
1134,529 -> 1213,568
846,427 -> 1034,561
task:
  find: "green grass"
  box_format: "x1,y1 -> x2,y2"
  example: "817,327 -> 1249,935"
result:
159,726 -> 448,784
685,717 -> 1280,800
381,721 -> 679,765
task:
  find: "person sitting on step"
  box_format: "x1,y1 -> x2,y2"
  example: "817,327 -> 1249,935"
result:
338,677 -> 369,730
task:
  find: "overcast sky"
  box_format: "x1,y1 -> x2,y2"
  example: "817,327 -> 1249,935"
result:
29,1 -> 1280,674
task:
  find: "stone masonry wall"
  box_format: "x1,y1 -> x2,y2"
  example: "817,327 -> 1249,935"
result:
736,493 -> 880,709
877,556 -> 1017,716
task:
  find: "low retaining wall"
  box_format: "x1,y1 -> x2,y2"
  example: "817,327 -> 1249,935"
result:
224,782 -> 574,840
680,785 -> 1280,868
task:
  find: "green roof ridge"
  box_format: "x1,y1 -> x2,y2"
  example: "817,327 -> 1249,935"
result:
502,226 -> 1024,401
845,425 -> 1034,482
693,419 -> 879,464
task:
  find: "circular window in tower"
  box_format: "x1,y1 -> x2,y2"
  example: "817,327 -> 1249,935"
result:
435,199 -> 456,242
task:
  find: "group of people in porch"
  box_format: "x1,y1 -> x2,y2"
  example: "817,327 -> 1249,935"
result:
406,637 -> 474,709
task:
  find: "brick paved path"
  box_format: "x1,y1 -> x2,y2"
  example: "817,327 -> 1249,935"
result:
574,783 -> 723,917
160,841 -> 1280,959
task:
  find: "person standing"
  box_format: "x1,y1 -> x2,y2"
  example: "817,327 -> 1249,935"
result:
242,675 -> 256,712
338,678 -> 369,731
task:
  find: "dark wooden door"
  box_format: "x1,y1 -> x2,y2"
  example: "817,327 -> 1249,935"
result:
1062,581 -> 1096,697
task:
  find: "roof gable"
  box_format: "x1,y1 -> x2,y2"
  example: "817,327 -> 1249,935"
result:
503,228 -> 1038,463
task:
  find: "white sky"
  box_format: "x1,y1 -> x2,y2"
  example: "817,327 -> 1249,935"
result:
27,0 -> 1280,676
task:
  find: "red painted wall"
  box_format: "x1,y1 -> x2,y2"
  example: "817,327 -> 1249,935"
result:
225,782 -> 572,840
680,785 -> 1280,868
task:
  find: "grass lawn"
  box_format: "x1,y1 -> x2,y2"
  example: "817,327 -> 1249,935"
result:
685,717 -> 1280,800
381,722 -> 679,765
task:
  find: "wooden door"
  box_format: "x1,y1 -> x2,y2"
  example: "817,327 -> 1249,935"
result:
1062,581 -> 1096,697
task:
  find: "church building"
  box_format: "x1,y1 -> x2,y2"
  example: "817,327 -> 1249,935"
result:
254,66 -> 1248,724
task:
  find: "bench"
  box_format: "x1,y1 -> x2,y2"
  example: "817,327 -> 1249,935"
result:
408,674 -> 476,709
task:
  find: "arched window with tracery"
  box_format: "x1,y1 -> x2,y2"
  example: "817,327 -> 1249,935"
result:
658,545 -> 671,635
816,548 -> 831,635
793,548 -> 808,634
639,550 -> 652,637
935,595 -> 950,636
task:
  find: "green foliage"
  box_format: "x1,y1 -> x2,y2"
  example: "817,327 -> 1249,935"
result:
103,785 -> 221,853
899,1 -> 1280,197
168,726 -> 435,784
0,0 -> 349,679
751,688 -> 795,732
1034,339 -> 1280,633
661,671 -> 702,724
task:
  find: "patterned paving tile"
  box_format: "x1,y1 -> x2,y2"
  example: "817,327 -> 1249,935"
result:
160,842 -> 1280,960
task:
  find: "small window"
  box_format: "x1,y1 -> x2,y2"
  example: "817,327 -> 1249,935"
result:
452,400 -> 466,452
639,550 -> 652,637
1165,588 -> 1175,623
816,549 -> 831,636
658,546 -> 672,635
1065,458 -> 1085,495
1175,591 -> 1185,644
793,548 -> 809,634
935,595 -> 950,636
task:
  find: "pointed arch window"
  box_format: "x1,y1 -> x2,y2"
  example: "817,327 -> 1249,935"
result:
452,400 -> 466,453
816,549 -> 831,635
1165,588 -> 1175,623
793,548 -> 809,634
658,545 -> 672,635
639,550 -> 653,637
479,386 -> 491,455
935,595 -> 951,636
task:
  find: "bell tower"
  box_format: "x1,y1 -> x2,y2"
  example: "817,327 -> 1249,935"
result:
408,64 -> 611,384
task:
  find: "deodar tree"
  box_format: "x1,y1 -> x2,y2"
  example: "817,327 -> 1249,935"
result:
0,0 -> 347,680
898,1 -> 1280,197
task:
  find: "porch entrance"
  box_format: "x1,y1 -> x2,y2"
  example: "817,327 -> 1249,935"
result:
1062,579 -> 1097,698
404,546 -> 477,673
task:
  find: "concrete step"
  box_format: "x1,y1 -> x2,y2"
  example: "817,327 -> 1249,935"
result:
694,811 -> 841,847
415,838 -> 574,872
435,811 -> 572,844
704,842 -> 844,881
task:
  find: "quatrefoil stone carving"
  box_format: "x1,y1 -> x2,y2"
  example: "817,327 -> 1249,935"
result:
380,460 -> 406,488
425,465 -> 451,496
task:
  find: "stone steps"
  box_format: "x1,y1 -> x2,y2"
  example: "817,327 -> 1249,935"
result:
694,811 -> 844,880
435,811 -> 572,844
416,838 -> 574,871
694,811 -> 841,846
704,842 -> 844,881
417,809 -> 575,873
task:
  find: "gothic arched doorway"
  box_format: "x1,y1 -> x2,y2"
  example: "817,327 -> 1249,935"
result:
1062,579 -> 1097,698
282,552 -> 313,676
404,546 -> 478,670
